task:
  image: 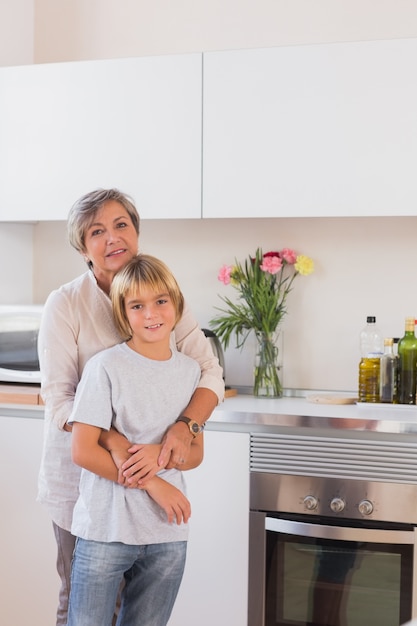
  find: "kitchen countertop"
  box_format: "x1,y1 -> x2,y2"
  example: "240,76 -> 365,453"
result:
0,384 -> 43,405
207,394 -> 417,437
2,385 -> 417,436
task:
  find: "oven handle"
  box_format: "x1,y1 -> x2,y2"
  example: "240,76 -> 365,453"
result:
266,517 -> 417,545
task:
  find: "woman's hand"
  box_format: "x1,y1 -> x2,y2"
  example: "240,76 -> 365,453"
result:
158,421 -> 193,470
144,477 -> 191,525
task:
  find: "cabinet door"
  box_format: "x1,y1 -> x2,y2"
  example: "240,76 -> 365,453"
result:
203,38 -> 417,218
0,54 -> 202,221
168,430 -> 250,626
0,415 -> 59,625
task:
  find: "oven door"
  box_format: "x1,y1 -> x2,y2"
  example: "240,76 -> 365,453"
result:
249,512 -> 417,626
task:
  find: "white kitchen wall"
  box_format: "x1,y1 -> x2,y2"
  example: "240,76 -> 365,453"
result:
0,223 -> 34,303
33,0 -> 417,62
33,215 -> 417,393
0,0 -> 34,66
0,0 -> 35,304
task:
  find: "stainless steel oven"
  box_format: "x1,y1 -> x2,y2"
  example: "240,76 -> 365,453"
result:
248,431 -> 417,626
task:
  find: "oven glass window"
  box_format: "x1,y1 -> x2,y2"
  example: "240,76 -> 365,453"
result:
266,530 -> 412,626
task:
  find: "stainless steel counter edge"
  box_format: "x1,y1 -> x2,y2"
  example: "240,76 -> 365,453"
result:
207,410 -> 417,439
208,396 -> 417,437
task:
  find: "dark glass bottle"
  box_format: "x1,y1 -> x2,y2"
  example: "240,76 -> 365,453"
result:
398,317 -> 417,405
379,338 -> 398,403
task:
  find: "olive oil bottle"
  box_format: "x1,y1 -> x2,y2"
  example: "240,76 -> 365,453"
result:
358,316 -> 383,403
398,317 -> 417,405
358,357 -> 381,403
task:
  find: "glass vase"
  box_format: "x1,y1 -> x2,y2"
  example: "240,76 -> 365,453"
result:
253,329 -> 283,398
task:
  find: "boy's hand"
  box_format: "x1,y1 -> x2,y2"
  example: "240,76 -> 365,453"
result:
145,478 -> 191,525
121,443 -> 162,487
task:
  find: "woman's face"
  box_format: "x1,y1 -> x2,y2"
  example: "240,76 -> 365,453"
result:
83,200 -> 139,292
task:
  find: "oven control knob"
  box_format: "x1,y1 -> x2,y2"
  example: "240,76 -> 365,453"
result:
358,499 -> 374,516
330,497 -> 345,513
303,495 -> 318,511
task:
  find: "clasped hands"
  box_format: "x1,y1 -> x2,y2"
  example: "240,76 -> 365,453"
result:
116,421 -> 193,487
108,423 -> 193,525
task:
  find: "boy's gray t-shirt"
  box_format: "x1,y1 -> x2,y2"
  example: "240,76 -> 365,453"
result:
69,342 -> 200,545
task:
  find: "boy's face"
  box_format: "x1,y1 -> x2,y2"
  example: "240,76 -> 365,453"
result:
124,285 -> 176,349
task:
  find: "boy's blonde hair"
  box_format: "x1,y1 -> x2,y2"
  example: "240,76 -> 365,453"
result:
110,254 -> 184,341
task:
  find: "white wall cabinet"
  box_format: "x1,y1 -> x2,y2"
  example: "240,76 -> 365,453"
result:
202,38 -> 417,218
169,430 -> 250,626
0,54 -> 202,221
0,415 -> 59,626
3,38 -> 415,223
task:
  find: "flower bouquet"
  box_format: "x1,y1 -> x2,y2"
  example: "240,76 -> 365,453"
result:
210,248 -> 314,397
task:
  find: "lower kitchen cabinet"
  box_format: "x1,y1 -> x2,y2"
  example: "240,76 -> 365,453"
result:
0,415 -> 59,626
168,430 -> 250,626
0,415 -> 249,625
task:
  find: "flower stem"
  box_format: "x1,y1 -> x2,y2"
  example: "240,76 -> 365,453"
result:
254,331 -> 283,398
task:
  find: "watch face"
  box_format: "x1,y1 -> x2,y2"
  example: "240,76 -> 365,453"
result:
190,422 -> 200,434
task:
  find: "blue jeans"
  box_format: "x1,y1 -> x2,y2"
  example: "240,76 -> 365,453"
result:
67,538 -> 187,626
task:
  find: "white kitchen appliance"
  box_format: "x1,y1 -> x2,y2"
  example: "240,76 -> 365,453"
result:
0,305 -> 43,383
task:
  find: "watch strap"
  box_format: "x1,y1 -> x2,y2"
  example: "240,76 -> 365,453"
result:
175,416 -> 205,436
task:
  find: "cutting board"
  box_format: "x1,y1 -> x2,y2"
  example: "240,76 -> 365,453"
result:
0,384 -> 43,405
307,393 -> 357,405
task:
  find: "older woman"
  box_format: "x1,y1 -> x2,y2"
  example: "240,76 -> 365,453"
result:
37,188 -> 224,626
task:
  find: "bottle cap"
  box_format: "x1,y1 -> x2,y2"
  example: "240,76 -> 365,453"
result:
384,338 -> 393,346
366,316 -> 376,323
404,317 -> 415,332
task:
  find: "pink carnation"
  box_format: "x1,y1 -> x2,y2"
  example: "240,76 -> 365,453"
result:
260,255 -> 283,275
280,248 -> 297,264
218,264 -> 233,285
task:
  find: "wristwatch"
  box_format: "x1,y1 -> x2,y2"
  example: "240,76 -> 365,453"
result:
175,416 -> 205,437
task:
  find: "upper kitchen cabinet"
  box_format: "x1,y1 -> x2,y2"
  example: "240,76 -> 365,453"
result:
202,38 -> 417,218
0,54 -> 202,221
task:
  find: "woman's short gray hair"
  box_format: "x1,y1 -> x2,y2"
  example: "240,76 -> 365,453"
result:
67,188 -> 140,253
